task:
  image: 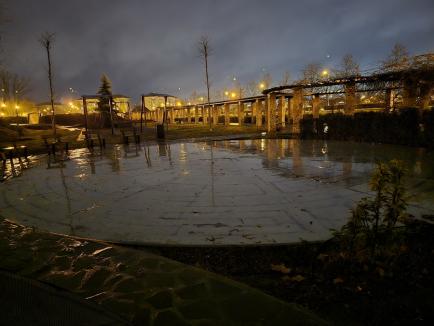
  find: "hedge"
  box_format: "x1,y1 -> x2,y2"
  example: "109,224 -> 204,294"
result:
300,108 -> 434,148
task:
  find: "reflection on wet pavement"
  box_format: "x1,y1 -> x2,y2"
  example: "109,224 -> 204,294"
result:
1,139 -> 433,245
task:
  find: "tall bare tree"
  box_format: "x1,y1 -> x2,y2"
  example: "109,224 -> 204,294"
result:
39,32 -> 56,135
381,43 -> 410,72
280,71 -> 291,85
335,54 -> 360,78
261,72 -> 273,89
301,63 -> 322,83
198,36 -> 212,129
245,80 -> 259,97
0,70 -> 30,100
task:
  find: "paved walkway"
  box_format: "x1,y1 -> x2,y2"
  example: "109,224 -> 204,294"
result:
0,219 -> 327,325
1,139 -> 432,245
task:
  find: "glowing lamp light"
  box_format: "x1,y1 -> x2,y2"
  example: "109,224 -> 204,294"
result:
230,92 -> 236,98
321,69 -> 329,77
224,91 -> 229,96
1,103 -> 5,108
259,83 -> 265,89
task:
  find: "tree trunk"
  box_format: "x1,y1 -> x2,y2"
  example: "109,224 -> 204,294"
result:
46,46 -> 56,136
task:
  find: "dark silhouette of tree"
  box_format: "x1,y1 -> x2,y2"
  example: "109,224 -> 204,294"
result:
96,74 -> 113,128
198,36 -> 212,129
97,74 -> 112,111
39,32 -> 56,136
381,43 -> 410,72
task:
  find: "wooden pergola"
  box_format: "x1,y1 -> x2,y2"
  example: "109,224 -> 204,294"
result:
140,92 -> 176,132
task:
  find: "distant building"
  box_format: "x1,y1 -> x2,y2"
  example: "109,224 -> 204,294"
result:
34,102 -> 67,115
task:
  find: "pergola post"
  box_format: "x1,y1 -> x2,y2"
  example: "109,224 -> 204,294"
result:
212,105 -> 218,125
344,81 -> 357,115
292,87 -> 303,134
140,95 -> 144,132
278,95 -> 285,127
312,94 -> 320,119
267,93 -> 276,133
109,96 -> 114,135
194,106 -> 198,123
82,97 -> 89,133
255,99 -> 262,128
224,103 -> 230,126
238,101 -> 244,126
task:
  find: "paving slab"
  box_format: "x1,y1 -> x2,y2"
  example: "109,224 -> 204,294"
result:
0,139 -> 433,245
0,219 -> 327,325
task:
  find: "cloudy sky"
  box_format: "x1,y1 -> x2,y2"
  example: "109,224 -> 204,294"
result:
3,0 -> 434,103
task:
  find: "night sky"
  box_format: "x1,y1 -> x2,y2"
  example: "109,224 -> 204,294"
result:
3,0 -> 434,103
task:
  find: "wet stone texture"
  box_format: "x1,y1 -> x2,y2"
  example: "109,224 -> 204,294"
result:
0,139 -> 433,245
0,219 -> 327,325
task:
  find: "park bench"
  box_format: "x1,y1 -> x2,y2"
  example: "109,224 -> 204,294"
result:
1,143 -> 28,166
120,127 -> 140,144
84,130 -> 105,149
42,135 -> 69,156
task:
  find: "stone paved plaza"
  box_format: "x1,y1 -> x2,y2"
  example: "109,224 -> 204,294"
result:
0,219 -> 327,325
1,139 -> 433,245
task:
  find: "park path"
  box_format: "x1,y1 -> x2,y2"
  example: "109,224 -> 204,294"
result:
0,218 -> 327,325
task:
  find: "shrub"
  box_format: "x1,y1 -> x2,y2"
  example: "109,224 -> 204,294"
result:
335,160 -> 410,259
300,108 -> 432,147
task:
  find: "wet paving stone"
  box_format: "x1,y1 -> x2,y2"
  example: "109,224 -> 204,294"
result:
0,219 -> 328,325
1,140 -> 432,246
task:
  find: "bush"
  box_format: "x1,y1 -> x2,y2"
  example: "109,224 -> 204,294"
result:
334,160 -> 410,260
0,116 -> 28,126
300,108 -> 432,147
40,114 -> 85,126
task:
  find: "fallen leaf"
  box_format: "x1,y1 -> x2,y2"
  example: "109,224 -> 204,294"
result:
271,263 -> 291,274
333,277 -> 344,284
317,253 -> 328,261
92,246 -> 112,256
292,274 -> 305,282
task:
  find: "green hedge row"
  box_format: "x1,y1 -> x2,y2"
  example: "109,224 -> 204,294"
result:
300,108 -> 434,148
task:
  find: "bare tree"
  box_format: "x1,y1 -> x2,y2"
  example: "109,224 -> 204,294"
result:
245,80 -> 259,97
39,32 -> 56,136
261,72 -> 273,89
0,70 -> 30,100
301,63 -> 322,83
198,36 -> 212,129
280,71 -> 291,85
381,43 -> 410,72
335,54 -> 360,78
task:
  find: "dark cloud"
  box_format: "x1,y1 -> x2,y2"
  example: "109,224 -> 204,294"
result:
3,0 -> 434,102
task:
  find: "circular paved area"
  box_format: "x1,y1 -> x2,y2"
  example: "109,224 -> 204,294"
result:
0,139 -> 433,245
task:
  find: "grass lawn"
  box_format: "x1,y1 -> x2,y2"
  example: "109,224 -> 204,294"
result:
0,122 -> 265,155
